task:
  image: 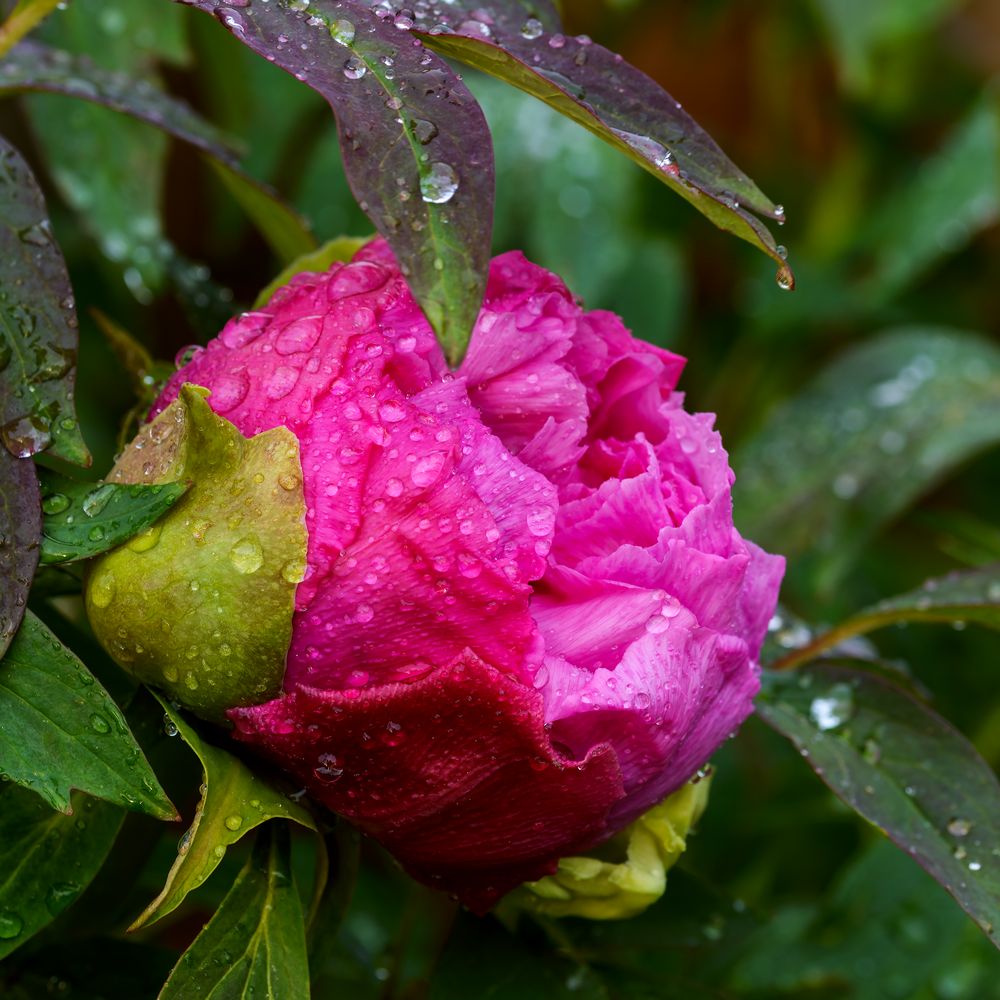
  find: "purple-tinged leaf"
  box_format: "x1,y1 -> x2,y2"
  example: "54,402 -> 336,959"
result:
0,133 -> 90,466
411,2 -> 792,287
0,42 -> 315,263
178,0 -> 495,366
0,447 -> 39,658
758,664 -> 1000,948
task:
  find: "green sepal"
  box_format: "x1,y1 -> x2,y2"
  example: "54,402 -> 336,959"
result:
507,777 -> 711,921
84,385 -> 307,721
252,235 -> 372,309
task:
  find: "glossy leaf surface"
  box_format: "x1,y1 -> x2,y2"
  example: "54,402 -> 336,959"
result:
0,133 -> 89,466
757,663 -> 1000,948
0,611 -> 176,819
0,448 -> 39,657
0,785 -> 123,961
39,474 -> 188,564
159,823 -> 311,1000
179,0 -> 494,364
413,3 -> 791,287
133,697 -> 318,931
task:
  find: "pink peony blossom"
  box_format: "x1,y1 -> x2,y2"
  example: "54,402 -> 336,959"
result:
152,240 -> 783,911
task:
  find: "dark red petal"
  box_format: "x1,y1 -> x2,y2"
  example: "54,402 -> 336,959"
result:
229,651 -> 624,912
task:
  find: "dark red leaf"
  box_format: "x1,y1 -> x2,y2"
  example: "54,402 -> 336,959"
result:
0,449 -> 40,658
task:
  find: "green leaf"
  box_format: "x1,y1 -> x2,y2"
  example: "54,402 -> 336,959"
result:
39,473 -> 188,564
84,385 -> 308,720
0,41 -> 314,268
864,97 -> 1000,301
757,663 -> 1000,948
0,610 -> 176,819
733,328 -> 1000,599
0,0 -> 61,57
159,823 -> 311,1000
0,133 -> 90,466
209,159 -> 318,265
415,7 -> 791,289
0,448 -> 39,657
772,565 -> 1000,671
0,784 -> 124,961
252,234 -> 372,309
131,696 -> 318,931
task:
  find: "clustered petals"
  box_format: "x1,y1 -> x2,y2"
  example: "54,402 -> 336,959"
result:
154,240 -> 783,910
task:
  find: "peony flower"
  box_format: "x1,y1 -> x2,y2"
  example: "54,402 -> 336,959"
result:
87,240 -> 783,913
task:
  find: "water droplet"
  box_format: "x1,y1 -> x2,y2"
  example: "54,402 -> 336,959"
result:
0,910 -> 23,940
355,603 -> 374,623
776,265 -> 794,291
420,162 -> 459,204
45,882 -> 79,916
526,505 -> 554,538
411,452 -> 446,487
947,817 -> 972,838
809,683 -> 854,731
1,415 -> 51,457
313,752 -> 344,784
329,18 -> 355,44
343,55 -> 367,79
224,814 -> 244,832
128,524 -> 162,553
90,713 -> 110,734
411,118 -> 438,145
230,537 -> 264,575
42,493 -> 70,515
521,17 -> 543,39
82,484 -> 116,517
89,570 -> 117,609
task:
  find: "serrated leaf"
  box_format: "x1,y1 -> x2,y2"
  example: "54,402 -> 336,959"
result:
757,663 -> 1000,948
0,611 -> 176,819
0,41 -> 315,263
413,3 -> 791,288
183,0 -> 494,365
85,385 -> 308,720
0,448 -> 39,658
39,474 -> 188,564
253,234 -> 371,308
159,823 -> 311,1000
733,328 -> 1000,599
0,784 -> 123,961
131,696 -> 318,931
772,565 -> 1000,671
0,133 -> 90,466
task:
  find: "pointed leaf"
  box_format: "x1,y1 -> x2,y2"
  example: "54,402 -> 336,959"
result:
773,565 -> 1000,671
0,784 -> 124,961
412,4 -> 791,287
0,611 -> 176,819
39,474 -> 188,565
132,696 -> 318,931
0,133 -> 90,466
1,41 -> 315,261
159,823 -> 311,1000
757,664 -> 1000,948
0,448 -> 39,658
181,0 -> 494,364
734,328 -> 1000,598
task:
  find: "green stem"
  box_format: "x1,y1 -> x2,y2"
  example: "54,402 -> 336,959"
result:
0,0 -> 63,59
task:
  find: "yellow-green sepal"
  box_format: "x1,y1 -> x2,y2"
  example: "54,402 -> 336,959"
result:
85,385 -> 307,722
508,777 -> 711,921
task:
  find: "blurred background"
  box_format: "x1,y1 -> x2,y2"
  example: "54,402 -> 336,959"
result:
3,0 -> 1000,995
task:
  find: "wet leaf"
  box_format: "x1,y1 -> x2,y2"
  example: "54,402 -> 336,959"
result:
184,0 -> 494,365
1,41 -> 314,263
0,611 -> 176,820
159,823 -> 311,1000
85,386 -> 308,720
0,133 -> 90,466
0,448 -> 39,658
757,663 -> 1000,948
38,473 -> 188,565
772,565 -> 1000,671
734,328 -> 1000,598
413,3 -> 791,288
132,696 -> 318,931
253,233 -> 371,308
0,784 -> 123,961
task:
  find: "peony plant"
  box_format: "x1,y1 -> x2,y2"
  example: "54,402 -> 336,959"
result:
86,240 -> 783,909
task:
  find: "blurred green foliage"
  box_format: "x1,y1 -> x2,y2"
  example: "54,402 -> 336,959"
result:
1,0 -> 999,996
